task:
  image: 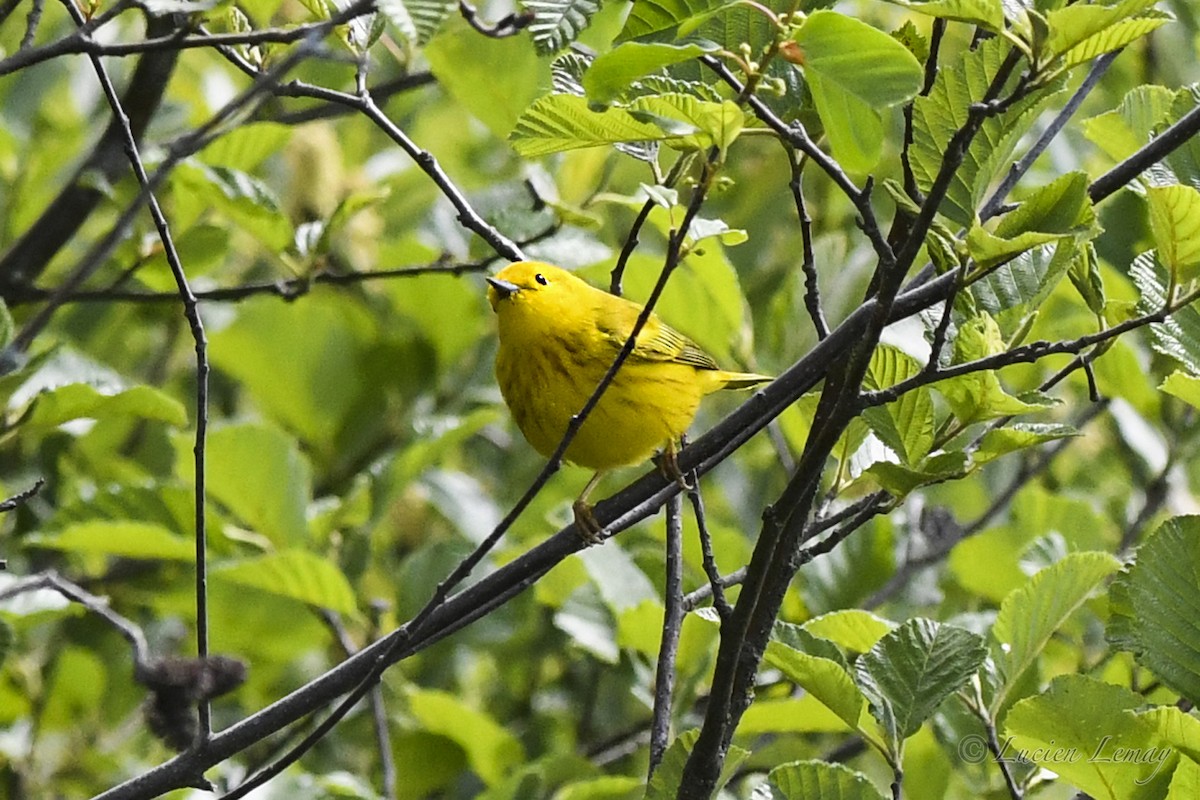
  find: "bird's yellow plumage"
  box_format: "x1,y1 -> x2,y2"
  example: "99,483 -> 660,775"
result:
486,261 -> 769,536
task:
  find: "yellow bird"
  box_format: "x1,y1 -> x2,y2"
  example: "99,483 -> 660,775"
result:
486,261 -> 770,537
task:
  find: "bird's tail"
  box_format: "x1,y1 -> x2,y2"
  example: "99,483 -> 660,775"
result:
716,371 -> 773,391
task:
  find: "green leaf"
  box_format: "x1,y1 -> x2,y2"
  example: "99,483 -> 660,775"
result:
865,452 -> 969,497
803,609 -> 895,654
765,639 -> 869,732
863,345 -> 934,465
1084,85 -> 1181,163
0,299 -> 11,351
618,0 -> 714,41
212,549 -> 358,617
628,93 -> 744,151
209,294 -> 378,450
644,729 -> 749,799
1045,0 -> 1169,68
407,687 -> 526,786
767,760 -> 888,800
911,38 -> 1060,227
935,313 -> 1052,423
971,241 -> 1075,317
1160,371 -> 1200,409
526,0 -> 602,54
1147,184 -> 1200,282
200,122 -> 292,171
1004,675 -> 1172,799
974,423 -> 1079,465
0,618 -> 12,667
966,225 -> 1063,272
24,383 -> 187,432
174,162 -> 293,250
180,423 -> 311,545
997,171 -> 1097,239
583,42 -> 718,105
856,618 -> 987,742
876,0 -> 1003,29
376,0 -> 455,45
426,22 -> 550,138
1108,516 -> 1200,705
26,521 -> 194,561
1132,252 -> 1200,374
792,11 -> 924,108
576,542 -> 658,614
990,551 -> 1122,714
510,94 -> 672,156
791,11 -> 923,172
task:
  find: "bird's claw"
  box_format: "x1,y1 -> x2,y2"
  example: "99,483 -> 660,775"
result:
655,447 -> 693,491
573,500 -> 606,545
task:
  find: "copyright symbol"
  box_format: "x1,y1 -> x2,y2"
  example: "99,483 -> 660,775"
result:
958,734 -> 988,764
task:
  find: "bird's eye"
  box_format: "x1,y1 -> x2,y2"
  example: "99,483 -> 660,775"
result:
534,273 -> 549,286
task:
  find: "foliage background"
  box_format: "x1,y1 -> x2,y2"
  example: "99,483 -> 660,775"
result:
2,0 -> 1200,798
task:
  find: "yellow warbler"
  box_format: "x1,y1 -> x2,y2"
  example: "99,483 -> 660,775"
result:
486,261 -> 770,536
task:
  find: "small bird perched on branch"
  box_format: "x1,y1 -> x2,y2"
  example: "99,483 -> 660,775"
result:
486,261 -> 770,539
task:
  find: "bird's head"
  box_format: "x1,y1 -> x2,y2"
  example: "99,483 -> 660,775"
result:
486,261 -> 586,317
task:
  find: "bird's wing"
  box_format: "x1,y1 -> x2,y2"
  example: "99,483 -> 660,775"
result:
594,301 -> 719,370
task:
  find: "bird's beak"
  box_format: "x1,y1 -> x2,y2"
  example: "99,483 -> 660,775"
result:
486,277 -> 521,299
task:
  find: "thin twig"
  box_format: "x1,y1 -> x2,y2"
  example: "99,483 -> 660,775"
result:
0,571 -> 151,668
0,478 -> 44,513
687,473 -> 733,619
981,50 -> 1120,220
648,493 -> 684,777
458,0 -> 533,38
63,0 -> 214,739
787,149 -> 827,339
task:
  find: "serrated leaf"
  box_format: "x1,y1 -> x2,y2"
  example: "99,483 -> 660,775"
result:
27,521 -> 194,561
1132,252 -> 1200,373
911,38 -> 1060,227
864,347 -> 936,465
0,299 -> 12,351
936,313 -> 1050,423
995,171 -> 1096,239
179,423 -> 311,545
972,241 -> 1075,316
1148,185 -> 1200,282
877,0 -> 1003,29
526,0 -> 601,54
1045,0 -> 1167,67
1005,675 -> 1172,799
377,0 -> 454,44
974,423 -> 1078,465
583,41 -> 718,105
857,619 -> 987,742
767,760 -> 888,800
1084,85 -> 1181,163
509,94 -> 680,156
618,0 -> 714,41
990,551 -> 1122,713
966,225 -> 1062,271
628,94 -> 744,151
793,11 -> 924,108
212,549 -> 358,616
1108,516 -> 1200,705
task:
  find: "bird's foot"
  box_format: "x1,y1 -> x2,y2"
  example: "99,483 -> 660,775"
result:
573,499 -> 606,545
655,447 -> 693,491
